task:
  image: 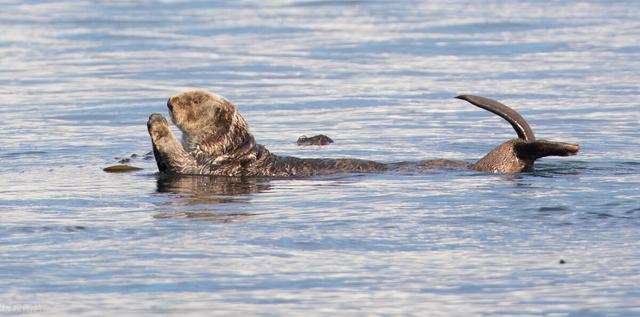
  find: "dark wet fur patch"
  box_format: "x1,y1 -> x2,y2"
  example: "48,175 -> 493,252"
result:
297,134 -> 334,145
217,108 -> 233,132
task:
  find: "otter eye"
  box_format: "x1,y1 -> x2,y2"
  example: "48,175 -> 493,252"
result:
193,98 -> 200,105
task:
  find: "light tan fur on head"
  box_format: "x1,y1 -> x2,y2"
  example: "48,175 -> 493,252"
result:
167,90 -> 252,160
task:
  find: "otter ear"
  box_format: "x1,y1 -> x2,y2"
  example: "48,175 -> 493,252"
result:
515,140 -> 580,160
212,106 -> 233,130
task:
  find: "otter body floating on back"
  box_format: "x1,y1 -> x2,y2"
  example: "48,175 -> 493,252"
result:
147,91 -> 579,177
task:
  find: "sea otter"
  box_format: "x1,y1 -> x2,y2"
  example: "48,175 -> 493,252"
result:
147,91 -> 579,176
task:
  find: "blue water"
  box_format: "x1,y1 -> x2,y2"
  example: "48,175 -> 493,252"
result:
1,1 -> 639,316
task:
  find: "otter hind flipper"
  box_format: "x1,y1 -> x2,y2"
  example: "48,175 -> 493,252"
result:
455,95 -> 535,142
456,95 -> 579,173
516,140 -> 580,159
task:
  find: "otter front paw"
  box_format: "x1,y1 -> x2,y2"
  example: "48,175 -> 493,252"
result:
147,113 -> 171,143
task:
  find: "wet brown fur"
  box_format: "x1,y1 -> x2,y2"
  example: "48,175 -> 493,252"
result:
148,91 -> 579,176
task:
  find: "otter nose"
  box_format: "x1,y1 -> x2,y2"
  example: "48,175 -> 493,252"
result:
167,97 -> 174,112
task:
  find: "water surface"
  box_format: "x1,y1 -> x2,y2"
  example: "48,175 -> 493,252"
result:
1,1 -> 639,316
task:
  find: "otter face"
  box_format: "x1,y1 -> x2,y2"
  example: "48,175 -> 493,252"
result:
167,90 -> 237,137
167,90 -> 251,158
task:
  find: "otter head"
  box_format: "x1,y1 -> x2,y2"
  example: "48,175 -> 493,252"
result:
167,90 -> 252,159
456,95 -> 580,173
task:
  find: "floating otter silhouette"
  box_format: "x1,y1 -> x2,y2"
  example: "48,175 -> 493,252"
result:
147,91 -> 579,176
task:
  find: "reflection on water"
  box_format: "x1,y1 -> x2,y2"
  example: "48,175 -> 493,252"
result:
156,174 -> 272,197
153,174 -> 271,220
153,211 -> 258,222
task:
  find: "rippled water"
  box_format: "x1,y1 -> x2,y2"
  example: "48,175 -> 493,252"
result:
1,1 -> 639,316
